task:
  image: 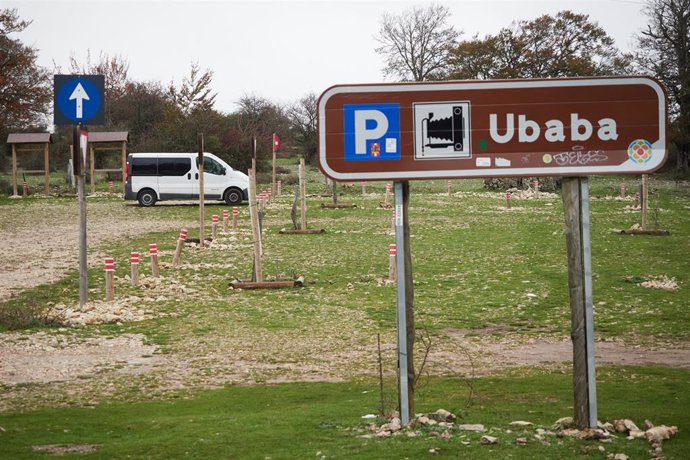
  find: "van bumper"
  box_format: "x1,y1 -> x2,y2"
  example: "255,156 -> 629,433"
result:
124,182 -> 136,200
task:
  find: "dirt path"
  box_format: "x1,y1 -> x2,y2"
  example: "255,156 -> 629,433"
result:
0,198 -> 189,302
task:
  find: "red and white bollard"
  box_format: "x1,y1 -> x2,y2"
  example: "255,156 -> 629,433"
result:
506,191 -> 512,209
172,229 -> 188,267
447,180 -> 452,197
391,211 -> 396,234
222,209 -> 229,232
22,181 -> 28,197
361,181 -> 367,195
634,192 -> 640,208
211,215 -> 219,239
149,243 -> 160,278
620,183 -> 626,199
232,207 -> 239,229
384,184 -> 391,206
533,180 -> 540,199
105,257 -> 115,301
389,244 -> 397,282
130,252 -> 140,286
108,180 -> 114,193
266,188 -> 272,204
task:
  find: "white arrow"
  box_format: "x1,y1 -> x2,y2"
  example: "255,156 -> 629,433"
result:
69,82 -> 90,119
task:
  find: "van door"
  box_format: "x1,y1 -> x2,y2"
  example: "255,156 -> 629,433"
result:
158,156 -> 193,199
195,155 -> 226,199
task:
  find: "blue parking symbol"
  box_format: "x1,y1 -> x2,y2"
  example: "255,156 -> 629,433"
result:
344,103 -> 400,161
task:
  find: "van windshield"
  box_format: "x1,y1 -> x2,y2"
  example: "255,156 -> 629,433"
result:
197,157 -> 225,175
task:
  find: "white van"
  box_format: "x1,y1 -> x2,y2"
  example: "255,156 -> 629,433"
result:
124,152 -> 249,207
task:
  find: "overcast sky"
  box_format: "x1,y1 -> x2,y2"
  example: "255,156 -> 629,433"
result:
7,0 -> 649,114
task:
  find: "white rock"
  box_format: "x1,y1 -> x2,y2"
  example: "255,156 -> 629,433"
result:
510,421 -> 533,427
458,424 -> 485,432
480,435 -> 497,445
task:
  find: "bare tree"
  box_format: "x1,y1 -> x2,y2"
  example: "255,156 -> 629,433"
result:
375,4 -> 460,82
637,0 -> 690,171
286,92 -> 317,163
69,50 -> 130,102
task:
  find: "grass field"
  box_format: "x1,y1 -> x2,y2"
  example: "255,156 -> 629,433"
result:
0,162 -> 688,458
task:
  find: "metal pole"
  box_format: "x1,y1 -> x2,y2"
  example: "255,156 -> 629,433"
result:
75,125 -> 88,306
198,133 -> 205,246
580,177 -> 598,428
394,181 -> 410,425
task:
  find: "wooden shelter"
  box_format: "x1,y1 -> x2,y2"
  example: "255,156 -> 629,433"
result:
87,131 -> 129,193
6,133 -> 54,196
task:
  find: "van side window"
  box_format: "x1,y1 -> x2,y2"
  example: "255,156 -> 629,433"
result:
197,157 -> 224,175
158,158 -> 191,176
131,157 -> 157,176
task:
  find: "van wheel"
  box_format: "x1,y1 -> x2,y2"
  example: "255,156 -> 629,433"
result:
223,187 -> 243,205
137,189 -> 157,207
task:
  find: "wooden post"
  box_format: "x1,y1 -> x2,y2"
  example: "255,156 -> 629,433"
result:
248,168 -> 263,282
149,243 -> 160,278
22,181 -> 28,197
506,191 -> 512,209
389,244 -> 397,282
534,180 -> 540,199
11,144 -> 18,196
384,183 -> 391,206
172,229 -> 187,267
198,134 -> 205,247
361,181 -> 366,195
105,257 -> 115,302
391,211 -> 396,234
89,144 -> 95,194
130,252 -> 140,286
562,177 -> 598,430
299,158 -> 307,231
232,207 -> 239,229
212,215 -> 219,240
332,179 -> 338,206
641,174 -> 649,228
277,180 -> 282,196
222,210 -> 229,232
44,142 -> 50,195
121,141 -> 127,194
272,132 -> 277,196
447,180 -> 452,197
620,182 -> 625,199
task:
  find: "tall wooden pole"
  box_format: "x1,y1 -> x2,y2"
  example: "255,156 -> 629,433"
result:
121,141 -> 127,194
198,133 -> 205,247
11,144 -> 17,196
272,132 -> 277,196
299,158 -> 307,230
248,167 -> 263,282
44,143 -> 50,195
562,177 -> 597,429
641,174 -> 649,228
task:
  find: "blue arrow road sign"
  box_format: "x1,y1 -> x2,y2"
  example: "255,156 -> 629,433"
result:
54,75 -> 105,125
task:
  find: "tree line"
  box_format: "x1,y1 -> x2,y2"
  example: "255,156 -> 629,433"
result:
2,2 -> 688,173
375,1 -> 689,172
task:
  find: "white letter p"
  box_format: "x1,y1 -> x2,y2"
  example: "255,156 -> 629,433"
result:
354,110 -> 388,154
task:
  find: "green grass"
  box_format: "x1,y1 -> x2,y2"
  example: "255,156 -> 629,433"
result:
0,367 -> 688,459
1,166 -> 688,457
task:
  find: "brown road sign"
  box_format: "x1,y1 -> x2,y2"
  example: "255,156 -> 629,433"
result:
317,77 -> 667,181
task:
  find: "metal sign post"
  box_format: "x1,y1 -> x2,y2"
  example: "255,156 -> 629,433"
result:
74,125 -> 88,306
394,181 -> 410,425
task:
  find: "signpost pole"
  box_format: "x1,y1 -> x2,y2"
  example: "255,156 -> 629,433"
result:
562,177 -> 597,429
75,125 -> 88,307
394,181 -> 414,425
272,132 -> 277,196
